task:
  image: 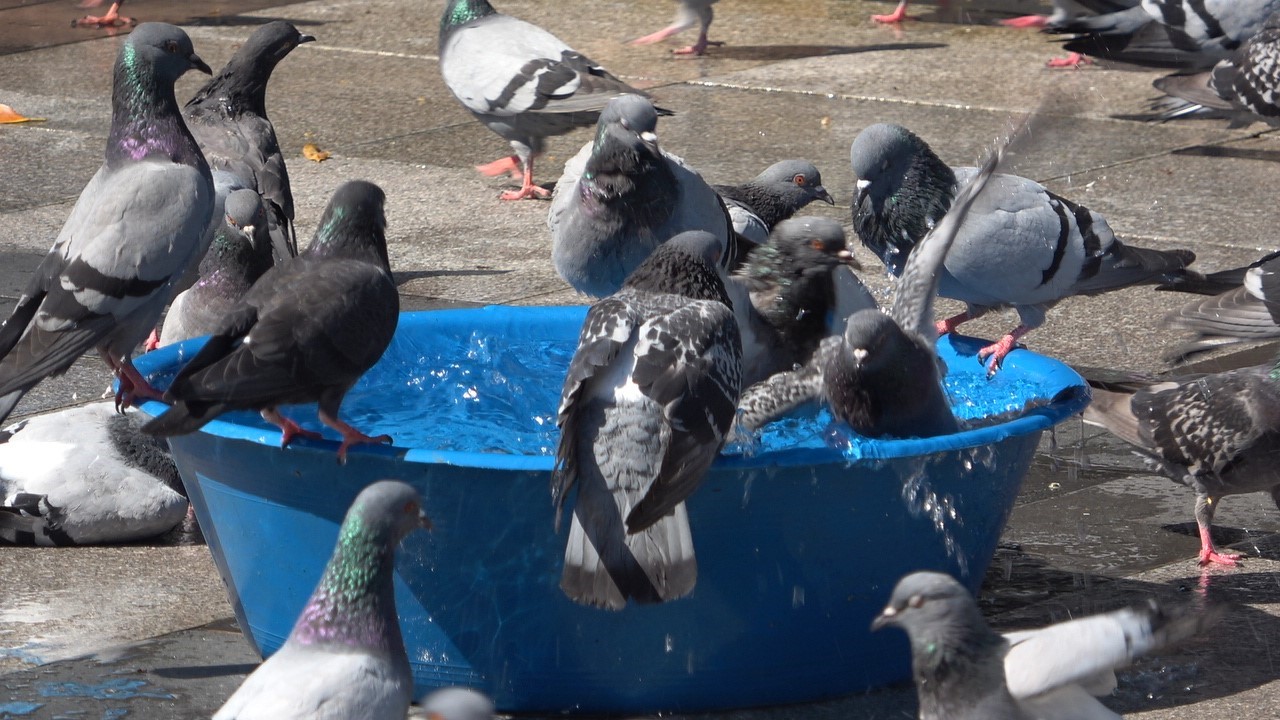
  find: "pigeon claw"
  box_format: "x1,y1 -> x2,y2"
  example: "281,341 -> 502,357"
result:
673,38 -> 723,56
335,431 -> 393,465
977,336 -> 1019,376
1199,547 -> 1245,566
1046,52 -> 1091,69
500,184 -> 550,201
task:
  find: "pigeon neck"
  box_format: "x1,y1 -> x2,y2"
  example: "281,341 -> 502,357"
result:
108,44 -> 205,168
289,514 -> 403,654
199,228 -> 273,281
728,182 -> 795,228
441,0 -> 497,35
857,148 -> 956,276
909,617 -> 1008,692
186,53 -> 274,118
306,210 -> 391,270
582,143 -> 677,226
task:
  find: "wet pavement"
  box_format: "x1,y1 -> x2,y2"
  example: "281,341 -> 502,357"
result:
2,0 -> 1280,717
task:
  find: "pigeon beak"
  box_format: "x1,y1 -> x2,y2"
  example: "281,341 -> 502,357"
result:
870,606 -> 897,631
298,34 -> 317,44
189,52 -> 213,76
418,509 -> 433,531
835,249 -> 861,270
851,347 -> 869,366
815,185 -> 834,205
240,223 -> 257,241
639,130 -> 659,147
854,178 -> 871,207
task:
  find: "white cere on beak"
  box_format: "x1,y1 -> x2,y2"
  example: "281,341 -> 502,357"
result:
856,179 -> 870,192
640,131 -> 658,144
852,347 -> 869,364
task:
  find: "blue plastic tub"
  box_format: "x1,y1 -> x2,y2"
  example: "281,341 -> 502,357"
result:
133,305 -> 1088,715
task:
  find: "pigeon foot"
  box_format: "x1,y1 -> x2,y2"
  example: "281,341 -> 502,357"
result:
500,184 -> 550,201
1198,525 -> 1244,566
263,409 -> 324,448
872,1 -> 915,24
673,38 -> 723,56
72,2 -> 134,28
320,410 -> 392,464
1046,52 -> 1091,68
999,15 -> 1047,28
475,156 -> 523,180
142,328 -> 161,353
977,335 -> 1020,375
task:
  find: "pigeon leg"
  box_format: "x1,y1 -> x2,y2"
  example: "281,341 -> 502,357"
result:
936,308 -> 984,336
262,407 -> 324,448
500,157 -> 551,201
475,155 -> 523,180
318,409 -> 392,464
1046,52 -> 1092,69
72,1 -> 134,28
142,328 -> 161,353
998,15 -> 1047,28
629,22 -> 695,46
872,1 -> 914,23
977,324 -> 1031,373
1196,495 -> 1244,566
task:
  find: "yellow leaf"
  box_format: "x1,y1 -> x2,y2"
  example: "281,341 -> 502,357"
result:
302,143 -> 330,162
0,103 -> 44,124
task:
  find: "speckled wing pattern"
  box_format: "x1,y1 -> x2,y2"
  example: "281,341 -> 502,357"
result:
1211,22 -> 1280,120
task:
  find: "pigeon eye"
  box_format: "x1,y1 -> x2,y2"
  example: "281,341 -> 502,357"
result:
163,40 -> 180,54
793,174 -> 806,186
809,239 -> 824,251
908,594 -> 926,608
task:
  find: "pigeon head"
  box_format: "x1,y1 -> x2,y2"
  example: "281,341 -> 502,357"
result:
290,480 -> 430,651
421,687 -> 496,720
441,0 -> 499,39
244,20 -> 316,65
186,21 -> 314,116
590,94 -> 662,162
871,571 -> 983,635
850,123 -> 956,274
769,216 -> 858,273
224,188 -> 267,245
624,231 -> 731,306
756,159 -> 834,208
305,180 -> 391,270
122,24 -> 212,85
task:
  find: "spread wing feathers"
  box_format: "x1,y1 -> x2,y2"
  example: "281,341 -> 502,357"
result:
442,15 -> 642,118
731,341 -> 830,436
213,646 -> 409,720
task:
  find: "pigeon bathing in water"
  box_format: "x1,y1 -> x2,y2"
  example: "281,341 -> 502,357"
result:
159,189 -> 277,348
142,181 -> 400,464
553,231 -> 742,609
213,480 -> 430,720
873,571 -> 1220,720
184,20 -> 314,262
550,94 -> 736,298
1083,360 -> 1280,566
850,122 -> 1195,373
1149,11 -> 1280,127
630,0 -> 721,56
712,159 -> 834,246
0,402 -> 184,546
440,0 -> 668,200
0,23 -> 213,427
728,216 -> 858,386
732,127 -> 1011,440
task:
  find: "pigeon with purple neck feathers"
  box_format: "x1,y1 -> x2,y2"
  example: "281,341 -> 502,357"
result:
183,20 -> 314,262
0,23 -> 213,425
712,159 -> 834,245
851,122 -> 1194,373
549,94 -> 736,298
872,571 -> 1220,720
213,480 -> 430,720
630,0 -> 721,56
553,231 -> 742,609
159,189 -> 275,348
440,0 -> 667,201
1083,358 -> 1280,566
142,181 -> 399,464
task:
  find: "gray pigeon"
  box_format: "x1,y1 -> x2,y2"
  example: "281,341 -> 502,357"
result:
1158,250 -> 1280,361
872,571 -> 1219,720
159,188 -> 275,348
549,94 -> 735,298
142,181 -> 399,463
1083,360 -> 1280,565
1150,11 -> 1280,126
851,122 -> 1194,372
440,0 -> 667,201
553,231 -> 742,609
183,20 -> 314,262
0,402 -> 184,547
1053,0 -> 1280,70
629,0 -> 721,56
712,159 -> 834,245
0,23 -> 213,425
419,688 -> 495,720
733,130 -> 1009,439
213,480 -> 430,720
727,216 -> 858,386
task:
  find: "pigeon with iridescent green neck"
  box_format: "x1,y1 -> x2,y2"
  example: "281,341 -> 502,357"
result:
213,480 -> 430,720
0,23 -> 212,426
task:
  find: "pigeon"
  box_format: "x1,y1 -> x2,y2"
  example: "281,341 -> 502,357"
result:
159,189 -> 276,348
712,159 -> 834,246
850,122 -> 1194,372
732,127 -> 1010,439
1082,360 -> 1280,565
213,479 -> 430,720
1158,250 -> 1280,361
727,216 -> 858,386
1051,0 -> 1280,70
552,231 -> 742,610
419,688 -> 496,720
184,20 -> 314,262
0,23 -> 213,427
872,570 -> 1219,720
629,0 -> 722,56
1149,11 -> 1280,127
440,0 -> 668,201
0,402 -> 184,546
549,94 -> 736,298
142,181 -> 400,463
